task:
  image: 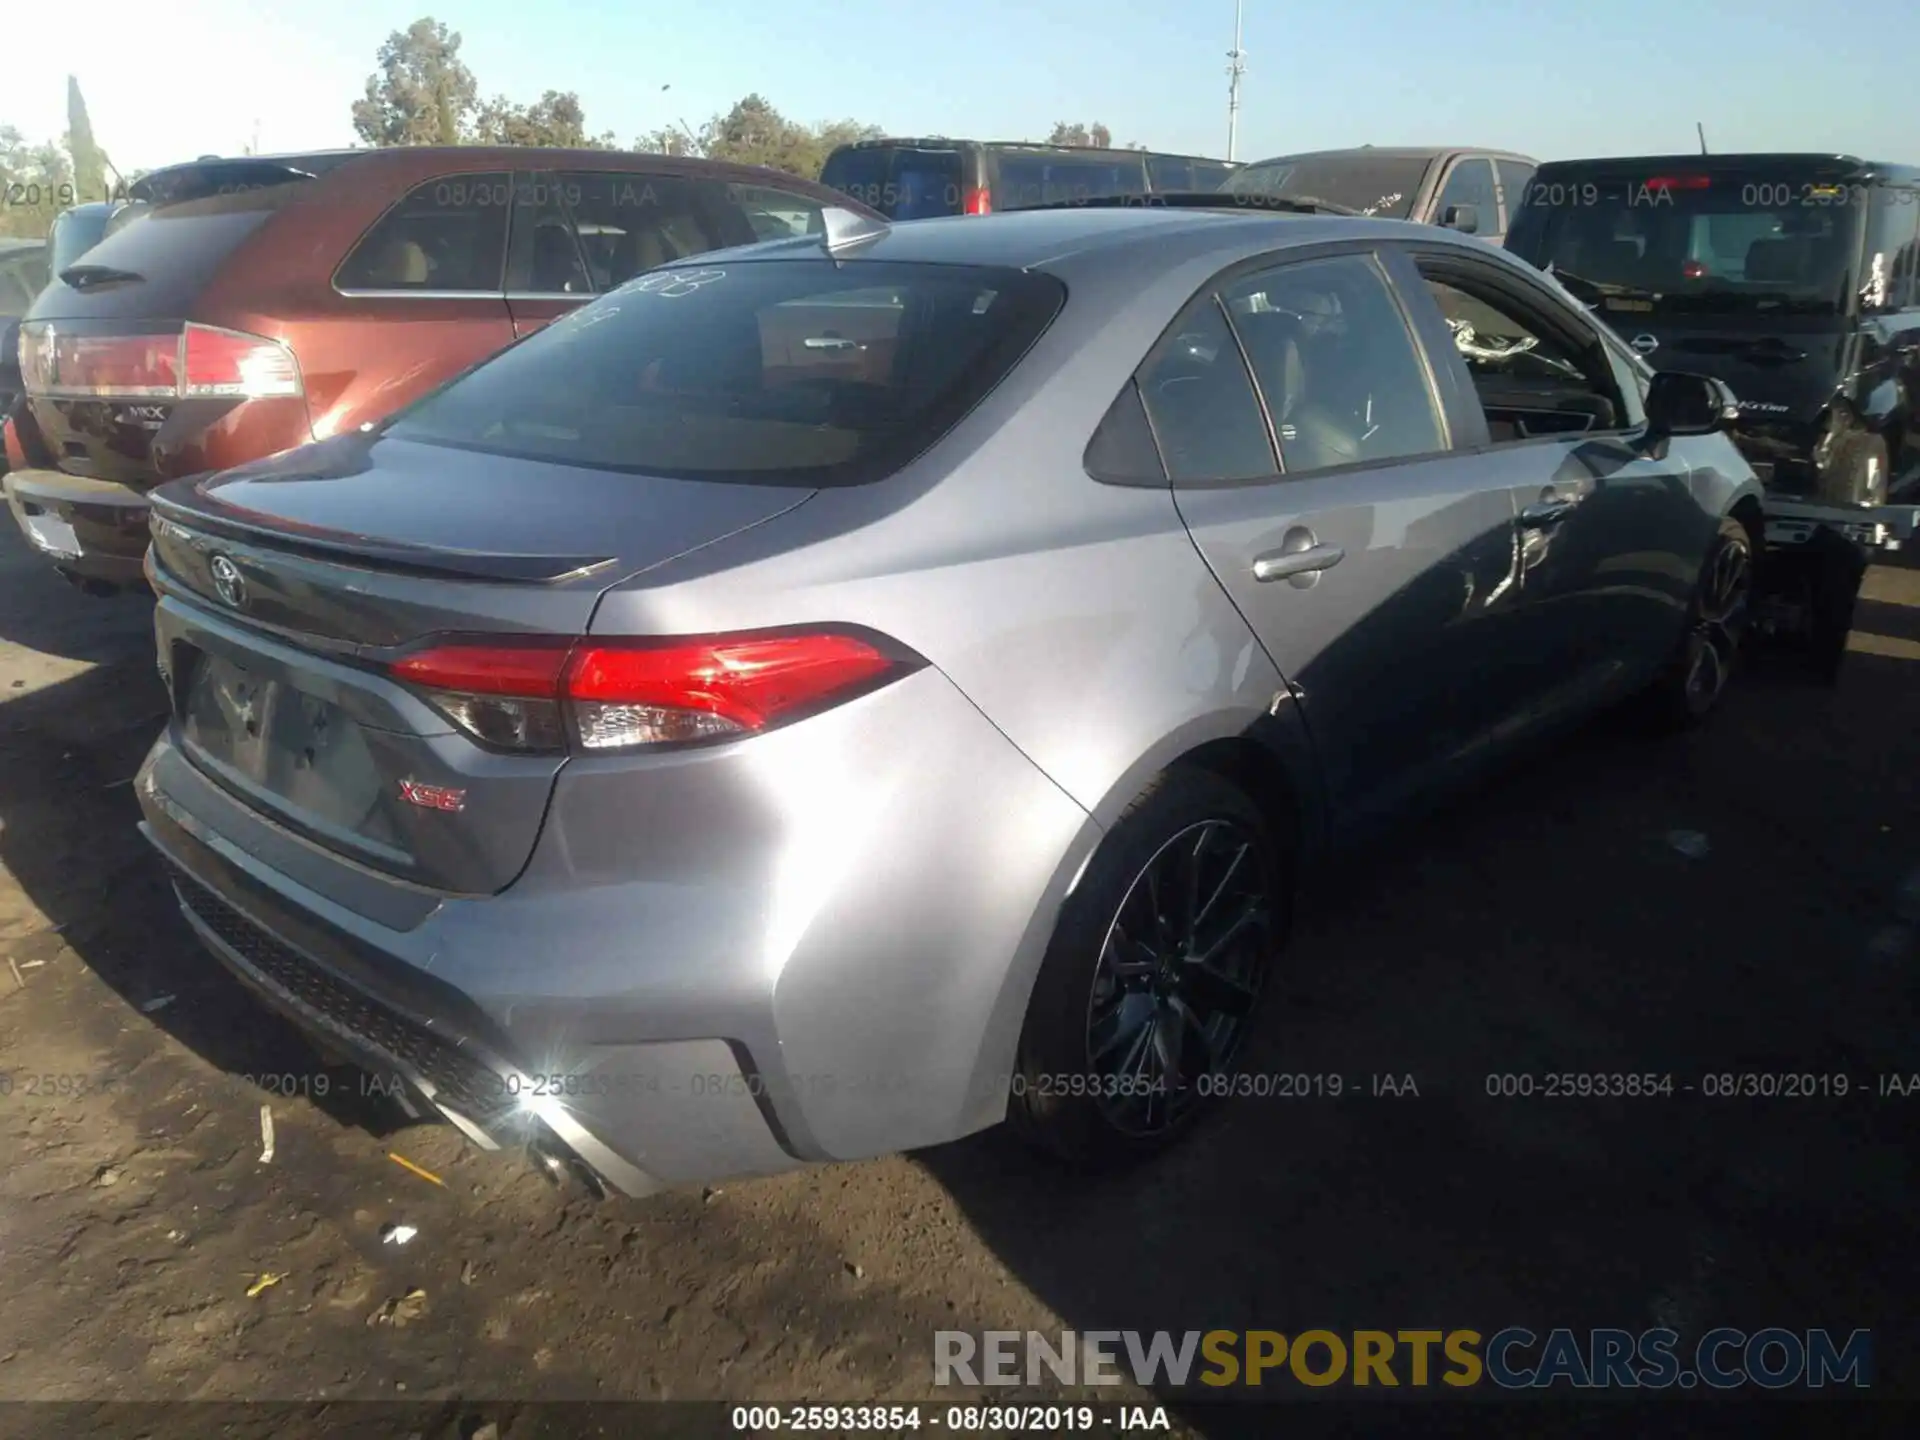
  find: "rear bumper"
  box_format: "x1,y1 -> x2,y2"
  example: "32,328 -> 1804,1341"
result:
2,467 -> 151,587
134,659 -> 1100,1194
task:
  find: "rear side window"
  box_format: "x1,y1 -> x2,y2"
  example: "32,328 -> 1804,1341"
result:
1135,300 -> 1276,483
820,147 -> 964,219
385,260 -> 1066,486
993,152 -> 1150,210
336,172 -> 512,293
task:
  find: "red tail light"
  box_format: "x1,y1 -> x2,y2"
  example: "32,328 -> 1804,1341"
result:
182,324 -> 303,399
963,186 -> 992,216
19,321 -> 300,400
1642,175 -> 1712,191
389,630 -> 917,753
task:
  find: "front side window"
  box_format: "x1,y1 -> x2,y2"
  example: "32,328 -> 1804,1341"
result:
1863,187 -> 1920,310
1419,270 -> 1628,441
336,171 -> 512,293
1223,254 -> 1446,474
384,260 -> 1065,486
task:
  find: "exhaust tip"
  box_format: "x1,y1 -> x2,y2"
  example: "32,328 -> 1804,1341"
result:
526,1131 -> 607,1202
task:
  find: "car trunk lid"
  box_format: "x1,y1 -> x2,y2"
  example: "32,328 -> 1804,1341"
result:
148,431 -> 817,894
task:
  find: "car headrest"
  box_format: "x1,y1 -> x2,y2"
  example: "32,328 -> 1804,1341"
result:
1744,238 -> 1803,284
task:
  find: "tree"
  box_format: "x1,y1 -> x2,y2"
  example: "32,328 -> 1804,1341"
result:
66,78 -> 106,204
470,90 -> 615,149
641,97 -> 882,179
0,126 -> 76,240
352,17 -> 479,147
1046,121 -> 1113,149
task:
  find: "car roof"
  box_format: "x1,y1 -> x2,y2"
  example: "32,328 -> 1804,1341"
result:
1532,152 -> 1919,183
833,137 -> 1235,164
141,146 -> 859,189
1241,145 -> 1536,165
683,205 -> 1481,275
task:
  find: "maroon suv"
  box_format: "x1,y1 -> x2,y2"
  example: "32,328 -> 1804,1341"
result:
4,147 -> 872,592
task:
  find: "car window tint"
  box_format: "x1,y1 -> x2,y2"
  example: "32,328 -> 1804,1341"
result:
1421,273 -> 1627,440
1864,187 -> 1920,309
1084,380 -> 1166,482
1136,299 -> 1276,483
1436,158 -> 1496,221
1495,160 -> 1535,219
730,183 -> 827,242
384,260 -> 1065,487
993,153 -> 1150,209
336,172 -> 511,292
1222,255 -> 1444,475
553,172 -> 732,292
512,175 -> 591,295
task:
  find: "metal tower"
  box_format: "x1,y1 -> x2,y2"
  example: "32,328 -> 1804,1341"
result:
1226,0 -> 1248,162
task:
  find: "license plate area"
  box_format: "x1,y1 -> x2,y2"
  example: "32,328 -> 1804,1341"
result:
179,646 -> 403,848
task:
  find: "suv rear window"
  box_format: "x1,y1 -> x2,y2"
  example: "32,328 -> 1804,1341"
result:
1225,153 -> 1430,217
820,147 -> 965,220
993,152 -> 1151,209
385,259 -> 1066,486
1506,165 -> 1867,316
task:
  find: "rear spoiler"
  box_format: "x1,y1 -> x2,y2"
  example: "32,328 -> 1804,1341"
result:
1010,190 -> 1359,217
149,483 -> 618,586
129,160 -> 320,207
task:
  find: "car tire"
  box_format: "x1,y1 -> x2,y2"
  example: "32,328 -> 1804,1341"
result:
1639,513 -> 1755,729
1820,432 -> 1890,508
1007,765 -> 1288,1168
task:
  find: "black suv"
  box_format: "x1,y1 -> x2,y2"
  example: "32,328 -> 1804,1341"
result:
819,138 -> 1235,219
1505,153 -> 1920,507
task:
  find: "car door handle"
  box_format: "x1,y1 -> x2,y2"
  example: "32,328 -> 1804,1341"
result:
803,336 -> 860,351
1253,543 -> 1346,582
1518,498 -> 1579,528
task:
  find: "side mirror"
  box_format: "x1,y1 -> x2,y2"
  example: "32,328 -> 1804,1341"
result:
1646,370 -> 1738,437
1440,203 -> 1479,234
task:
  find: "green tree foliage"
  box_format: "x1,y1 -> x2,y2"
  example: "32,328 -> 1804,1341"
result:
1047,121 -> 1114,148
65,78 -> 107,206
636,97 -> 883,180
351,17 -> 481,146
469,90 -> 616,149
0,126 -> 76,240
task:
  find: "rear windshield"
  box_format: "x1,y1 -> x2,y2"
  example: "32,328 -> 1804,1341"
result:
820,147 -> 965,220
1505,166 -> 1866,316
385,259 -> 1067,486
48,207 -> 116,276
36,186 -> 304,313
992,151 -> 1151,210
1149,156 -> 1237,192
1224,154 -> 1430,217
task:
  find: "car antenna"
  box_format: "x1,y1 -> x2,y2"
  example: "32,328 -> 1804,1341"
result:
818,205 -> 890,257
1697,122 -> 1709,155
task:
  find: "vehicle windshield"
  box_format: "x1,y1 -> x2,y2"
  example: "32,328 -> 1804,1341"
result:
1222,153 -> 1429,217
1505,168 -> 1865,316
385,259 -> 1066,486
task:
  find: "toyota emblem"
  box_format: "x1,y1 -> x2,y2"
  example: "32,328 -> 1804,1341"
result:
209,554 -> 246,609
1629,333 -> 1660,356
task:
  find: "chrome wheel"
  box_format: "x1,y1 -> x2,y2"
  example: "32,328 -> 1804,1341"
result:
1084,818 -> 1272,1136
1686,531 -> 1752,711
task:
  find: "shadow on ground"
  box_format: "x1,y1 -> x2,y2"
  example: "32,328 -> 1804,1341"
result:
920,644 -> 1920,1428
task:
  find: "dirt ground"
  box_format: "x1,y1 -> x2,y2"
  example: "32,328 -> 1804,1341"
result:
0,522 -> 1917,1435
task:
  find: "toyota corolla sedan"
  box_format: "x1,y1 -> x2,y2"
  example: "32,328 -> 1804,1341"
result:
135,205 -> 1763,1195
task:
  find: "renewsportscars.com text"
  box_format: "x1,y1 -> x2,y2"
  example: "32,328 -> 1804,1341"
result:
934,1327 -> 1872,1390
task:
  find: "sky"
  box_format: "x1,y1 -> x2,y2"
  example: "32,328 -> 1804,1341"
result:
4,0 -> 1911,176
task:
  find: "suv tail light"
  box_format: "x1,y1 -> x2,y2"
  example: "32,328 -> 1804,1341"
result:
389,630 -> 921,754
19,321 -> 301,400
963,186 -> 992,216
